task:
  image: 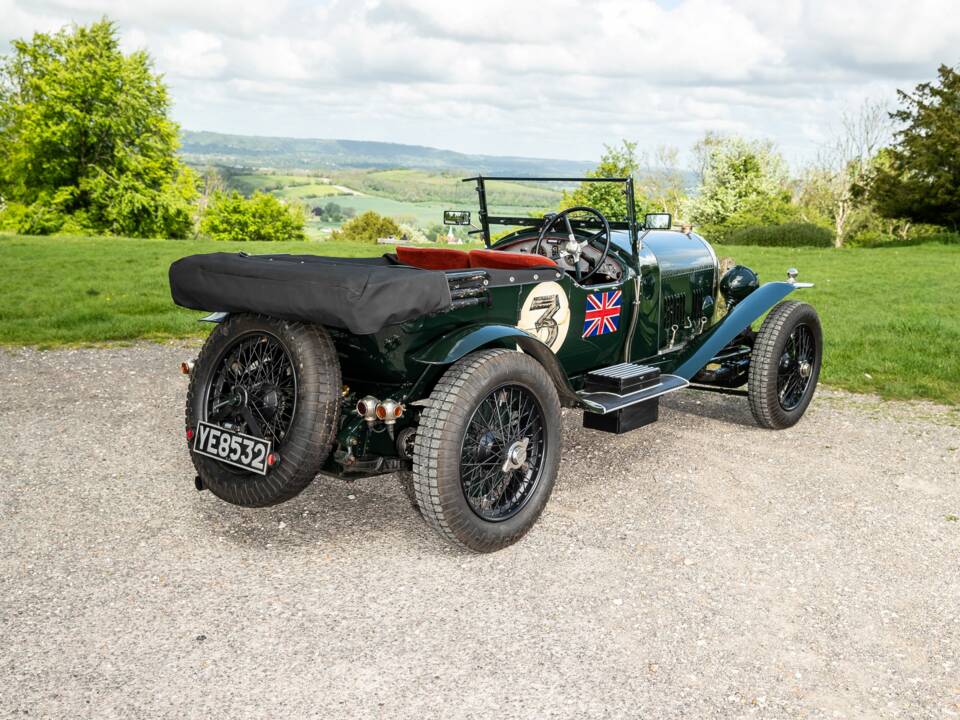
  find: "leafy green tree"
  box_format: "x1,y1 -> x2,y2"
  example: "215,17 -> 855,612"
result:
871,65 -> 960,229
323,201 -> 343,221
201,191 -> 305,242
561,140 -> 652,221
0,19 -> 196,237
330,211 -> 403,244
686,134 -> 791,229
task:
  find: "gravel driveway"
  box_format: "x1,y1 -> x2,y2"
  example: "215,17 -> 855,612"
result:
2,343 -> 958,719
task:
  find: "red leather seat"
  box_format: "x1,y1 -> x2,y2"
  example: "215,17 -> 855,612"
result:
468,249 -> 558,270
395,246 -> 470,270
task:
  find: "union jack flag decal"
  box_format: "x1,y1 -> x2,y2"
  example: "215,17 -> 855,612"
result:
582,290 -> 621,338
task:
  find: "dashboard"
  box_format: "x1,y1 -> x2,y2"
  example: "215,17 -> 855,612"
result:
492,234 -> 624,283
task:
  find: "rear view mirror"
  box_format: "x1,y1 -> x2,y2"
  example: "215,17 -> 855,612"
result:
443,210 -> 471,226
644,213 -> 672,230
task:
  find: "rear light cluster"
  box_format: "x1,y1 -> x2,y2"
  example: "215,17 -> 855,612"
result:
356,396 -> 404,427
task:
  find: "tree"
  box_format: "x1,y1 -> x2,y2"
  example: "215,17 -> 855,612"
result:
200,191 -> 306,242
0,19 -> 196,237
806,101 -> 889,247
323,201 -> 343,222
871,65 -> 960,229
330,211 -> 403,244
686,134 -> 792,230
561,140 -> 651,221
635,145 -> 687,219
193,167 -> 225,237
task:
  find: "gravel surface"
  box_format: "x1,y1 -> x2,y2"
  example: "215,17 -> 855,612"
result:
2,343 -> 959,719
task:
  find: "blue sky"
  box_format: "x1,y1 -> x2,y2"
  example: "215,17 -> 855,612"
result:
3,0 -> 958,167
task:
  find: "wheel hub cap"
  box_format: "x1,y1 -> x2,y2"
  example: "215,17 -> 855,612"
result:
501,438 -> 530,473
799,360 -> 812,379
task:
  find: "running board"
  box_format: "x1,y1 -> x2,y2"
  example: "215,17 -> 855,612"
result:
578,373 -> 689,414
578,363 -> 689,435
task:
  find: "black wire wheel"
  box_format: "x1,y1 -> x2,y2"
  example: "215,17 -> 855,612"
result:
460,384 -> 547,522
777,323 -> 817,411
748,301 -> 823,429
204,332 -> 298,446
186,314 -> 341,507
411,349 -> 562,552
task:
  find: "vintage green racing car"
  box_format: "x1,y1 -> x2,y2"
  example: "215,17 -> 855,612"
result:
169,176 -> 822,552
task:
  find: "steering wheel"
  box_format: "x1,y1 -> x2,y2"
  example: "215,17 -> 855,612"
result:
533,206 -> 611,284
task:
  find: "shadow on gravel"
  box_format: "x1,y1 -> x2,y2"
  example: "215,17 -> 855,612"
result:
189,474 -> 449,554
661,390 -> 758,428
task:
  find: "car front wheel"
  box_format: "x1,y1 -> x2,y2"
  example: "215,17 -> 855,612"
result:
748,301 -> 823,429
411,349 -> 562,552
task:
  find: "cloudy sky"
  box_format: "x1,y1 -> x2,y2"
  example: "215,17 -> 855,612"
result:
3,0 -> 958,166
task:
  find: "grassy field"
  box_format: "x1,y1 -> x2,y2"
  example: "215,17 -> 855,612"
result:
715,243 -> 959,403
1,234 -> 957,404
225,169 -> 552,227
328,169 -> 562,206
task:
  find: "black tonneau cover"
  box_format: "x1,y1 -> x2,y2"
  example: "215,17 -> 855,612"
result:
169,253 -> 452,335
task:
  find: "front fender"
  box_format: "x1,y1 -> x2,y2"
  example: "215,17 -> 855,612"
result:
674,282 -> 806,380
412,324 -> 580,407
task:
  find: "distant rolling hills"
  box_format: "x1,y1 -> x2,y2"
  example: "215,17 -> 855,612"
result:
180,130 -> 595,176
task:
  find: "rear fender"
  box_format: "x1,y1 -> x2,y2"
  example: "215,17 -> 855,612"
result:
412,324 -> 580,406
674,282 -> 806,380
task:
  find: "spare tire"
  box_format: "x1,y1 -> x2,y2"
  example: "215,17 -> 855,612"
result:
185,314 -> 341,507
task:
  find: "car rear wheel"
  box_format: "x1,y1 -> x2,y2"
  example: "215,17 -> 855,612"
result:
411,349 -> 562,552
186,314 -> 341,507
748,301 -> 822,429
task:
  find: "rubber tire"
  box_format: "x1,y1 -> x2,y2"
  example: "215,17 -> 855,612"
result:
186,314 -> 341,507
411,349 -> 562,553
748,301 -> 822,429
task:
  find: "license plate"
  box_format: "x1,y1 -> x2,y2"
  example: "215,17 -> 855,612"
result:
192,421 -> 272,475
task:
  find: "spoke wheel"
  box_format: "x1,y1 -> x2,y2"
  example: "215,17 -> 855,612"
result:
748,301 -> 822,430
460,384 -> 547,522
205,331 -> 298,448
410,349 -> 562,553
776,324 -> 816,411
186,314 -> 341,507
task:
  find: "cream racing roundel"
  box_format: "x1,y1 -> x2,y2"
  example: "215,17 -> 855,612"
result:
517,281 -> 570,353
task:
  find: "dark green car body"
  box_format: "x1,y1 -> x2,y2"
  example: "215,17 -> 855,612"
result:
322,226 -> 805,477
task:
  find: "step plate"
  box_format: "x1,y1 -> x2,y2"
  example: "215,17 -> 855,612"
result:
583,362 -> 661,395
578,373 -> 689,415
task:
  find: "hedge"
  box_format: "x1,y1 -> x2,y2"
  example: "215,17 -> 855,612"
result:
721,222 -> 834,248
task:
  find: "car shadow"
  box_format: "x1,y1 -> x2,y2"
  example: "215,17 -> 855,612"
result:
660,389 -> 758,428
191,472 -> 457,555
190,391 -> 762,553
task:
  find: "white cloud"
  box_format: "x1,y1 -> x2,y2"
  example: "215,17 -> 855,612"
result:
3,0 -> 959,166
158,30 -> 227,79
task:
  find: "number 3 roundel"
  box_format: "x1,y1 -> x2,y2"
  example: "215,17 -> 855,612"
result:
517,281 -> 570,353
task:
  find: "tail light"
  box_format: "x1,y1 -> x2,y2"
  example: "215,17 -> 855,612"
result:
356,396 -> 380,427
376,399 -> 404,426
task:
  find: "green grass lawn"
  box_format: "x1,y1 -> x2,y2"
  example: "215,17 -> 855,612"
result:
715,243 -> 959,404
1,234 -> 957,404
